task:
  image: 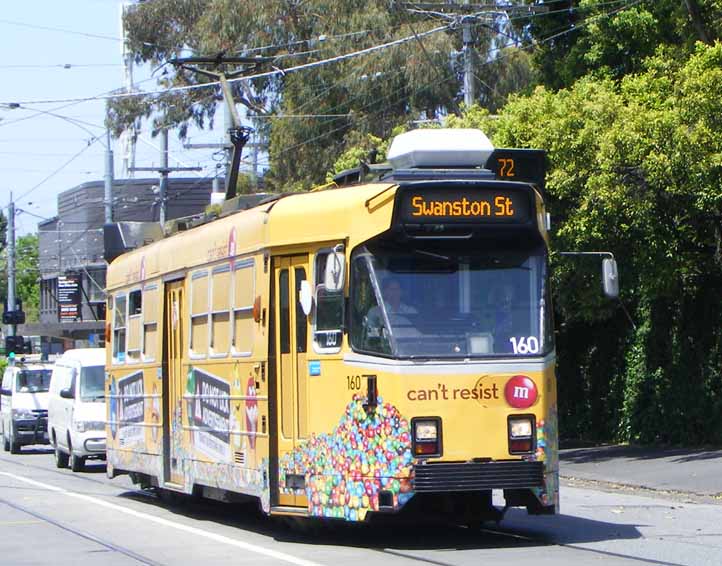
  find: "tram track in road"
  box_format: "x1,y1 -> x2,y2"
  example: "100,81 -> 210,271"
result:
0,453 -> 701,566
0,494 -> 163,565
478,525 -> 691,566
0,451 -> 148,496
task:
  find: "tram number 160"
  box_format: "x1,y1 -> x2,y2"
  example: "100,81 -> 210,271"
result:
346,375 -> 362,390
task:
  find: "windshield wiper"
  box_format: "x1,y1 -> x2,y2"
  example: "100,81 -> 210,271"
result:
411,249 -> 451,262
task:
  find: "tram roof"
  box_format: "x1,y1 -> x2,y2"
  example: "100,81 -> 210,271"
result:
106,181 -> 397,289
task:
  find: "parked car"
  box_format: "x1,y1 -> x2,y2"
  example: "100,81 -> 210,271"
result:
1,356 -> 54,453
48,349 -> 106,472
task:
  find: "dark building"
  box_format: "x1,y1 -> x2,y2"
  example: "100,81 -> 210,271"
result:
29,177 -> 215,347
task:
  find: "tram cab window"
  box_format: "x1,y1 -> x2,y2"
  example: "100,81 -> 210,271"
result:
313,251 -> 344,352
350,242 -> 553,359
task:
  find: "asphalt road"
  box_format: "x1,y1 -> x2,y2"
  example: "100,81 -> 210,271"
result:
1,446 -> 721,565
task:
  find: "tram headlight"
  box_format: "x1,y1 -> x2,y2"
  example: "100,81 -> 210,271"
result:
508,416 -> 535,454
412,417 -> 442,457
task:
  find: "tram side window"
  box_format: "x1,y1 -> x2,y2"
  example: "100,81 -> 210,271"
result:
143,285 -> 158,361
233,260 -> 255,355
313,252 -> 343,352
191,271 -> 209,356
127,290 -> 142,362
113,294 -> 127,363
211,265 -> 231,356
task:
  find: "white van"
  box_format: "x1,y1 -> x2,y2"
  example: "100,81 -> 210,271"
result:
48,348 -> 106,471
1,357 -> 54,453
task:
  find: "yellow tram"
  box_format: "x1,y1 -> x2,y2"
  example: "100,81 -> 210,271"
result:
105,128 -> 560,522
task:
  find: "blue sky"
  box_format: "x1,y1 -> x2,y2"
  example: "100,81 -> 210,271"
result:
0,1 -> 229,236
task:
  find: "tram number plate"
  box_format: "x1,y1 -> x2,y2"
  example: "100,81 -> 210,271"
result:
347,375 -> 362,391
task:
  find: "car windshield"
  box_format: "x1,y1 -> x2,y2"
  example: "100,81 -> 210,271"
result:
350,240 -> 553,359
16,369 -> 52,393
79,365 -> 105,401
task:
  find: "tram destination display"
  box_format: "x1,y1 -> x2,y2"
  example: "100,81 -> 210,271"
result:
396,186 -> 532,225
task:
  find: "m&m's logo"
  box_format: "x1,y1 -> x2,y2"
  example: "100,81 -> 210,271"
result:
504,375 -> 538,409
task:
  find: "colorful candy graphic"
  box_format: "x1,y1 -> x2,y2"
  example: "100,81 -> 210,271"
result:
531,405 -> 559,507
279,393 -> 414,521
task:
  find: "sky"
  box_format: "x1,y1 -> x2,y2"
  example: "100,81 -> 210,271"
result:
0,1 -> 230,237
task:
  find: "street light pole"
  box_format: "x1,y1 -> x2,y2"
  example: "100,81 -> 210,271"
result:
104,130 -> 114,224
6,194 -> 16,338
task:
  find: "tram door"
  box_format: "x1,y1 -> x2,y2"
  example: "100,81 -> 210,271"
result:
272,256 -> 310,507
163,279 -> 186,487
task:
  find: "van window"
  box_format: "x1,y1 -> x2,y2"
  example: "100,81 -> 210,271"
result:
17,369 -> 52,393
51,365 -> 74,394
79,366 -> 105,402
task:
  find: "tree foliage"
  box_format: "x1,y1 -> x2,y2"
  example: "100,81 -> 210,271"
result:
449,43 -> 722,444
0,234 -> 39,324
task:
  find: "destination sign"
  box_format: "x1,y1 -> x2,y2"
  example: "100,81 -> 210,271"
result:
396,186 -> 532,225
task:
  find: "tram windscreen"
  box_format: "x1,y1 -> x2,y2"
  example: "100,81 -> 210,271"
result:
350,242 -> 553,359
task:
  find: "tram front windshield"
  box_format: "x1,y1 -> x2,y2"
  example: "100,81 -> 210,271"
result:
350,241 -> 553,359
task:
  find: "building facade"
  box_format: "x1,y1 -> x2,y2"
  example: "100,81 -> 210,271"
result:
30,177 -> 214,347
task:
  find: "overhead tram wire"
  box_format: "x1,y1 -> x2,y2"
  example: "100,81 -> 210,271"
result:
2,24 -> 452,107
12,137 -> 103,204
0,17 -> 198,54
0,63 -> 121,70
0,75 -> 159,130
254,1 -> 641,171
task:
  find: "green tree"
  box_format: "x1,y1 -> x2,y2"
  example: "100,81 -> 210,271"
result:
112,1 -> 548,192
520,0 -> 722,91
0,234 -> 39,324
448,43 -> 722,444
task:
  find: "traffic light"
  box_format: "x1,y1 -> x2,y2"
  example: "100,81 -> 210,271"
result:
4,335 -> 25,355
2,310 -> 25,325
2,297 -> 25,325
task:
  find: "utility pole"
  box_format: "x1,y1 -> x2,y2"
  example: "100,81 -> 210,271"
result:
159,129 -> 168,225
119,1 -> 137,178
462,14 -> 475,107
130,128 -> 202,226
6,194 -> 15,339
400,2 -> 548,109
104,129 -> 114,224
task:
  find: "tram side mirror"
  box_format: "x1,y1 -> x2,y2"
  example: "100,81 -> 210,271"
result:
602,258 -> 619,299
299,280 -> 313,316
324,247 -> 346,292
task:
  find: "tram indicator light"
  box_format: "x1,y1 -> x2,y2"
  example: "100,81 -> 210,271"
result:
508,415 -> 535,455
412,417 -> 442,457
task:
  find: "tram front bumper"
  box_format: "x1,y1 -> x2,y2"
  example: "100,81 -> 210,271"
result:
412,460 -> 545,492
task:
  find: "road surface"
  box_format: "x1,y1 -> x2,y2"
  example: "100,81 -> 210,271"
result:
1,446 -> 720,565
